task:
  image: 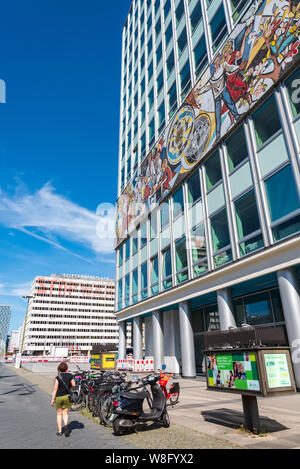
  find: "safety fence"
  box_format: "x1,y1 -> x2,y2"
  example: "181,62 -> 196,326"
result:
3,355 -> 90,364
117,358 -> 154,373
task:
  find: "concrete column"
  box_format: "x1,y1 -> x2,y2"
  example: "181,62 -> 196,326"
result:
164,310 -> 181,374
118,321 -> 126,360
152,310 -> 164,372
133,316 -> 143,360
277,267 -> 300,389
179,302 -> 196,379
144,316 -> 153,358
217,288 -> 237,330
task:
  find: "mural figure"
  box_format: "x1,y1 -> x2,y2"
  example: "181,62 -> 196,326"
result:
197,54 -> 242,141
116,0 -> 300,246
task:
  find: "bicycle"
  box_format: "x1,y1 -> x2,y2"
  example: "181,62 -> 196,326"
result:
159,366 -> 180,407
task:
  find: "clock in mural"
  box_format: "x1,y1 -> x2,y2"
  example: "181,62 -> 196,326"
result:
166,105 -> 195,167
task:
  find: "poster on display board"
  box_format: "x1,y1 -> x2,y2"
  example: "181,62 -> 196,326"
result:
206,351 -> 261,393
264,353 -> 291,388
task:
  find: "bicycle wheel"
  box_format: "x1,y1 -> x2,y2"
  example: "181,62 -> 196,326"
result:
100,396 -> 115,427
70,390 -> 85,412
169,392 -> 179,406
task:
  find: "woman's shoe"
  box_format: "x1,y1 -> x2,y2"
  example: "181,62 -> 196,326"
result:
64,426 -> 70,437
56,431 -> 63,437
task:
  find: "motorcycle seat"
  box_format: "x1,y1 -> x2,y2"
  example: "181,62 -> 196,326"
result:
120,390 -> 148,400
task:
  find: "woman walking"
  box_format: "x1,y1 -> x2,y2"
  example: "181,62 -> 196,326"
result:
51,362 -> 75,437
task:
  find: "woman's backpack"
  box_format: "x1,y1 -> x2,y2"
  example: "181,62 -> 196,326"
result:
58,373 -> 81,404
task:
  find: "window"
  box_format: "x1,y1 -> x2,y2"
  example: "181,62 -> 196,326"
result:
132,269 -> 138,304
119,246 -> 124,266
175,237 -> 188,284
156,41 -> 162,64
165,21 -> 173,47
264,164 -> 300,241
164,0 -> 171,19
124,274 -> 130,307
177,27 -> 187,57
180,60 -> 191,97
245,292 -> 274,326
226,126 -> 248,171
125,238 -> 130,260
148,60 -> 153,81
132,235 -> 139,255
168,81 -> 177,117
173,187 -> 184,218
118,279 -> 123,309
194,35 -> 207,78
162,248 -> 172,290
191,224 -> 207,277
210,5 -> 228,52
175,0 -> 185,26
155,17 -> 161,38
190,3 -> 202,33
157,70 -> 164,94
205,151 -> 222,190
210,208 -> 232,267
166,51 -> 175,77
150,211 -> 158,239
150,256 -> 159,295
148,87 -> 154,109
148,118 -> 155,146
231,0 -> 248,22
234,190 -> 264,256
161,200 -> 170,228
187,170 -> 201,205
158,101 -> 165,131
140,222 -> 148,247
252,96 -> 281,148
141,262 -> 148,299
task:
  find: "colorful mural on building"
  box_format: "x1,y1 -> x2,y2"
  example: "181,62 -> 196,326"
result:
116,0 -> 300,246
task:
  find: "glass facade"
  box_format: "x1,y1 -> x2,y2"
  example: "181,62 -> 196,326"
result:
116,1 -> 300,312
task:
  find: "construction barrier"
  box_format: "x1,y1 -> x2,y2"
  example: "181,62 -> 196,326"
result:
117,359 -> 134,371
117,358 -> 154,373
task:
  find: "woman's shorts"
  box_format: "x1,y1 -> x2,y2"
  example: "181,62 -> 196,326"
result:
55,395 -> 72,410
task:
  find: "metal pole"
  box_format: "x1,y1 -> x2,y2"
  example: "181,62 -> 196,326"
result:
242,395 -> 261,434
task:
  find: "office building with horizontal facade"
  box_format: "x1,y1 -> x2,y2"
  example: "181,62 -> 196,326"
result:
21,274 -> 119,355
115,0 -> 300,384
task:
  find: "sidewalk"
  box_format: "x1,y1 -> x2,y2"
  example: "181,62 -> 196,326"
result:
8,364 -> 300,449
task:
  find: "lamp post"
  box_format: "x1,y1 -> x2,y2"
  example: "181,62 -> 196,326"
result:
20,296 -> 35,355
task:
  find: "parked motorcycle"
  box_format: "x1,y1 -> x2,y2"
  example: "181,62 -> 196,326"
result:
111,374 -> 170,435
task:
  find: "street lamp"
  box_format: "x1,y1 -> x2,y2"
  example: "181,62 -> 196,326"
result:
20,295 -> 35,354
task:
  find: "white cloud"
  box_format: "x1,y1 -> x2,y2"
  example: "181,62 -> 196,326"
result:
0,183 -> 116,257
0,281 -> 32,297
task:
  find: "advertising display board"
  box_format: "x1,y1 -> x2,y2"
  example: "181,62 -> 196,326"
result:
205,348 -> 296,397
207,351 -> 261,393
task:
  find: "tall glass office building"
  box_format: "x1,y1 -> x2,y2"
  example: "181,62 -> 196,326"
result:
115,0 -> 300,384
0,305 -> 11,354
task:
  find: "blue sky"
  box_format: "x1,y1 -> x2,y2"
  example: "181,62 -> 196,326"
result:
0,0 -> 131,332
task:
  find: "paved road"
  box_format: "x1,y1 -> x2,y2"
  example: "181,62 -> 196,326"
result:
0,364 -> 135,449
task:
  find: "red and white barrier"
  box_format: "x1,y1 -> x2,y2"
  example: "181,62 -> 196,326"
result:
128,358 -> 154,373
117,359 -> 134,371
